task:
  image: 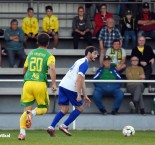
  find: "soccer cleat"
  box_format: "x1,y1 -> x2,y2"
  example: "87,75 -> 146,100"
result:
18,133 -> 25,140
47,128 -> 56,137
26,110 -> 32,128
59,124 -> 72,136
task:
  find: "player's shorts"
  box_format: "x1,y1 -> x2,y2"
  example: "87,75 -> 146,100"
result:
21,81 -> 50,108
58,86 -> 83,106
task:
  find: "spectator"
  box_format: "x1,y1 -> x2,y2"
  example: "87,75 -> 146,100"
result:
121,10 -> 137,49
42,5 -> 59,49
99,18 -> 122,63
4,19 -> 26,68
72,6 -> 92,49
93,4 -> 113,38
126,56 -> 145,115
22,7 -> 39,48
131,36 -> 155,87
137,2 -> 155,39
106,39 -> 126,72
92,55 -> 124,115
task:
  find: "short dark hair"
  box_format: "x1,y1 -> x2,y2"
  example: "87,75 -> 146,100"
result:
45,5 -> 53,11
100,4 -> 107,9
10,19 -> 18,25
112,39 -> 120,44
37,33 -> 50,47
85,46 -> 97,56
27,7 -> 34,12
78,6 -> 84,11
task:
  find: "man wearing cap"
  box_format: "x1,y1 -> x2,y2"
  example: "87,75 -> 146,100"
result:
92,55 -> 124,115
121,10 -> 137,49
42,5 -> 59,49
137,2 -> 155,39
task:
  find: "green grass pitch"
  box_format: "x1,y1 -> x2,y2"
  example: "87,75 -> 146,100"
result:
0,130 -> 155,145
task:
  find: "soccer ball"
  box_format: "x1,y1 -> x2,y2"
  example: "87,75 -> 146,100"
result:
122,126 -> 135,137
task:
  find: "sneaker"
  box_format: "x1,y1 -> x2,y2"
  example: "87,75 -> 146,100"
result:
26,110 -> 32,128
129,101 -> 136,110
18,133 -> 25,140
99,108 -> 107,115
47,128 -> 56,137
140,109 -> 145,115
111,108 -> 119,115
59,124 -> 72,136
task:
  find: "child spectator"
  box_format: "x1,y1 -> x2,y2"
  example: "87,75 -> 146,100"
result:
42,5 -> 59,49
22,7 -> 39,48
121,10 -> 137,49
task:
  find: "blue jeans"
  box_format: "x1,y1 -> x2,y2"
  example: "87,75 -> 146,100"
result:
123,31 -> 136,49
7,49 -> 26,68
92,83 -> 124,111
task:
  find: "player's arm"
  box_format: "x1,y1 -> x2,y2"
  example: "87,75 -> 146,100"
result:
23,57 -> 28,74
76,61 -> 89,102
76,74 -> 84,101
49,64 -> 56,93
48,55 -> 56,93
82,81 -> 91,107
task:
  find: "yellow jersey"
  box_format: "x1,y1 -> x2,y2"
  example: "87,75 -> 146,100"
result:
42,15 -> 59,33
22,16 -> 39,35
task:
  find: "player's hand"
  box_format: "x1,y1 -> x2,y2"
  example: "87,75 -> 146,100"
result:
84,96 -> 91,107
77,94 -> 82,102
51,84 -> 57,93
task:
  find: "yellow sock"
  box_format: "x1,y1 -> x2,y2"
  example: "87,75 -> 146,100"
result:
34,107 -> 47,115
20,112 -> 27,129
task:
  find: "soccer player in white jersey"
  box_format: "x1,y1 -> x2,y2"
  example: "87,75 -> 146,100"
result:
47,46 -> 98,137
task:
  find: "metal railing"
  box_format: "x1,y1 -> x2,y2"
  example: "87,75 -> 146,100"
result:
0,79 -> 154,83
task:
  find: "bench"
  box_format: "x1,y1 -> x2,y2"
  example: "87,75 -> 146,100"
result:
0,87 -> 154,96
0,87 -> 154,113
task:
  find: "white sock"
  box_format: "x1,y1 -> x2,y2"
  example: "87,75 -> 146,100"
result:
32,110 -> 36,116
62,124 -> 67,128
20,129 -> 26,136
48,126 -> 54,130
53,47 -> 56,49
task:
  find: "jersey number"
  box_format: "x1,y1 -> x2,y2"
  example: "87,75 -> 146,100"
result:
30,57 -> 43,72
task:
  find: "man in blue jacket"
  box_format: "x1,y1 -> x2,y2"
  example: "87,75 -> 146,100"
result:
92,55 -> 124,115
4,19 -> 26,67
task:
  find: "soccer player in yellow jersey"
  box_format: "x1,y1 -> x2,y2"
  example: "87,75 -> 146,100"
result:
18,33 -> 56,140
42,5 -> 59,49
22,7 -> 39,48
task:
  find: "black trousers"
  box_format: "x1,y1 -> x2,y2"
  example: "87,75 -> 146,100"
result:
72,31 -> 92,49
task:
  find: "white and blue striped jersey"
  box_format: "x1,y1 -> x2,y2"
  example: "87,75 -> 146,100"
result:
59,57 -> 89,92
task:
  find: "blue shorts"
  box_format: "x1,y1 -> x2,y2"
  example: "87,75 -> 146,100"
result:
58,86 -> 83,106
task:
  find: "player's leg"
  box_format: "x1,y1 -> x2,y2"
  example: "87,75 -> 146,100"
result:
47,105 -> 69,137
30,82 -> 50,117
18,81 -> 35,140
19,105 -> 33,140
47,86 -> 69,137
59,90 -> 83,136
59,105 -> 83,136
